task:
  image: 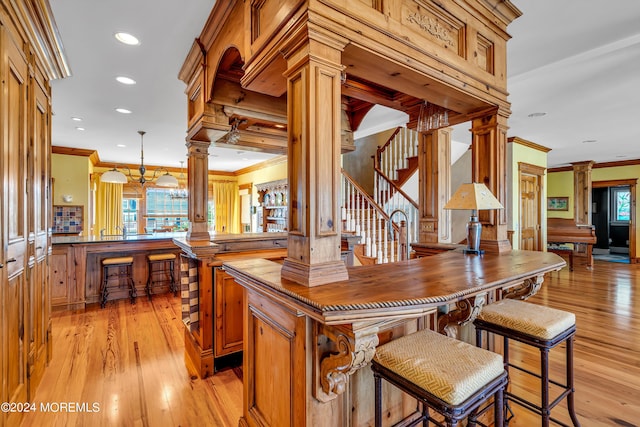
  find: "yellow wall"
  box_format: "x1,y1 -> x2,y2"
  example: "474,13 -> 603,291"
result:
508,142 -> 548,250
548,164 -> 640,259
547,171 -> 574,219
52,153 -> 91,236
237,160 -> 287,206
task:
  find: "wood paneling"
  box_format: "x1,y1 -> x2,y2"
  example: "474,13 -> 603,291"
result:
214,267 -> 244,357
1,2 -> 68,425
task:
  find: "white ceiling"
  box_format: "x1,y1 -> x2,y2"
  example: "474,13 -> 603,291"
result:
49,0 -> 640,172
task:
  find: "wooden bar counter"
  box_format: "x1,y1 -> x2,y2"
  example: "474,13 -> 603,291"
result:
223,250 -> 565,427
51,232 -> 187,310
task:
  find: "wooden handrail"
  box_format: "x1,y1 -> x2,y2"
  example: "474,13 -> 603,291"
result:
373,166 -> 419,210
341,169 -> 390,222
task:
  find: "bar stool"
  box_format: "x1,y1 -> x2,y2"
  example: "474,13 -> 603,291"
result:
474,299 -> 581,427
145,253 -> 177,299
372,328 -> 508,427
100,256 -> 136,308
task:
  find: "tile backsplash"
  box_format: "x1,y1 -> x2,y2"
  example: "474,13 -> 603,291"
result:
52,205 -> 83,234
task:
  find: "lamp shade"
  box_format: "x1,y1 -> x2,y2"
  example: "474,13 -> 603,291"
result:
444,183 -> 504,210
101,168 -> 128,184
155,172 -> 179,187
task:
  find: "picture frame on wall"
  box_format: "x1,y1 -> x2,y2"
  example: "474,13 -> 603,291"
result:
547,197 -> 569,211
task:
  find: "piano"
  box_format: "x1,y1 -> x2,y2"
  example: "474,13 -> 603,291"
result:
547,218 -> 597,269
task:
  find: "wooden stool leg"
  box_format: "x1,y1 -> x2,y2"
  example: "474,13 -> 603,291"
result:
566,336 -> 581,427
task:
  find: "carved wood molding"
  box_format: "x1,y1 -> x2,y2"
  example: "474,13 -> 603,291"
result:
437,294 -> 486,338
501,274 -> 544,300
315,323 -> 379,402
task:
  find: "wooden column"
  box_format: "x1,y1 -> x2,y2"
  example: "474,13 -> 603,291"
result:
572,160 -> 594,225
280,32 -> 349,287
418,127 -> 452,243
470,110 -> 511,253
186,140 -> 211,241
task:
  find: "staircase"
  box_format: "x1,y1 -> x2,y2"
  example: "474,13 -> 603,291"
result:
341,127 -> 420,265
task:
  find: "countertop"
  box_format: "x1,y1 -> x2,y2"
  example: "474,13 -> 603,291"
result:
52,231 -> 287,245
52,232 -> 188,245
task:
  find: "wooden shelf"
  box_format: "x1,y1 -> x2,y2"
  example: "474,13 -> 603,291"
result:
256,179 -> 288,233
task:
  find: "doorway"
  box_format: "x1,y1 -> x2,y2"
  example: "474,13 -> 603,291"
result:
518,162 -> 545,251
592,179 -> 637,263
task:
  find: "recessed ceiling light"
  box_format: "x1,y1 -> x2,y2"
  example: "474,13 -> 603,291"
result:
116,144 -> 126,148
116,76 -> 136,85
274,124 -> 285,129
71,116 -> 83,122
114,32 -> 140,46
242,158 -> 249,161
527,112 -> 546,118
75,127 -> 85,131
115,108 -> 132,114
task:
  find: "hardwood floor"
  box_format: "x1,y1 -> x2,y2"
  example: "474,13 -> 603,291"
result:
20,259 -> 640,426
20,294 -> 242,427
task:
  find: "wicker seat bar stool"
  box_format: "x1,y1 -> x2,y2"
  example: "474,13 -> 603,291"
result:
474,299 -> 581,427
100,256 -> 136,308
145,253 -> 178,300
372,328 -> 508,427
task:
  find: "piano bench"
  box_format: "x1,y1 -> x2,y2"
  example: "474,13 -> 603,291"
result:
547,246 -> 573,271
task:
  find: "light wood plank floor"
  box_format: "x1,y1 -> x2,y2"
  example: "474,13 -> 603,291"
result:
21,259 -> 640,426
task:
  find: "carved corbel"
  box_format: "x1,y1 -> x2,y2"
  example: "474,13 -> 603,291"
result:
437,294 -> 486,338
502,274 -> 544,300
314,324 -> 379,402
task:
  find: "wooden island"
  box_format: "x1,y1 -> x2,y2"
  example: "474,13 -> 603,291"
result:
224,250 -> 564,426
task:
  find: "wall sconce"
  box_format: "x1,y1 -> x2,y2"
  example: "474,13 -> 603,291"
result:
62,195 -> 73,203
223,118 -> 247,144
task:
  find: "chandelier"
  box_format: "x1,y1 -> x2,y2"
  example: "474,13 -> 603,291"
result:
170,161 -> 189,199
101,130 -> 179,187
416,101 -> 449,133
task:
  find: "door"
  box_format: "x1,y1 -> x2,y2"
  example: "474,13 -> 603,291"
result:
592,187 -> 609,249
519,163 -> 545,251
593,179 -> 637,262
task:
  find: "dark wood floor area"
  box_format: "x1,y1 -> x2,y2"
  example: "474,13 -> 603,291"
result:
21,259 -> 640,426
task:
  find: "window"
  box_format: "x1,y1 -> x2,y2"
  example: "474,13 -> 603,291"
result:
612,187 -> 630,223
122,198 -> 138,233
145,188 -> 188,232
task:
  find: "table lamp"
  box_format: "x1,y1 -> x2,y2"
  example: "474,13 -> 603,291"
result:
444,183 -> 504,255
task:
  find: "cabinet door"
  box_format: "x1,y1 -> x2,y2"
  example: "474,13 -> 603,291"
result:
1,24 -> 29,425
214,267 -> 243,357
27,69 -> 52,393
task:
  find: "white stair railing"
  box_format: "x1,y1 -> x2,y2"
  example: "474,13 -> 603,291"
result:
341,170 -> 412,263
376,127 -> 419,182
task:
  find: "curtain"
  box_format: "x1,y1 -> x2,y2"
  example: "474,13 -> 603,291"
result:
212,180 -> 239,233
95,181 -> 123,236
